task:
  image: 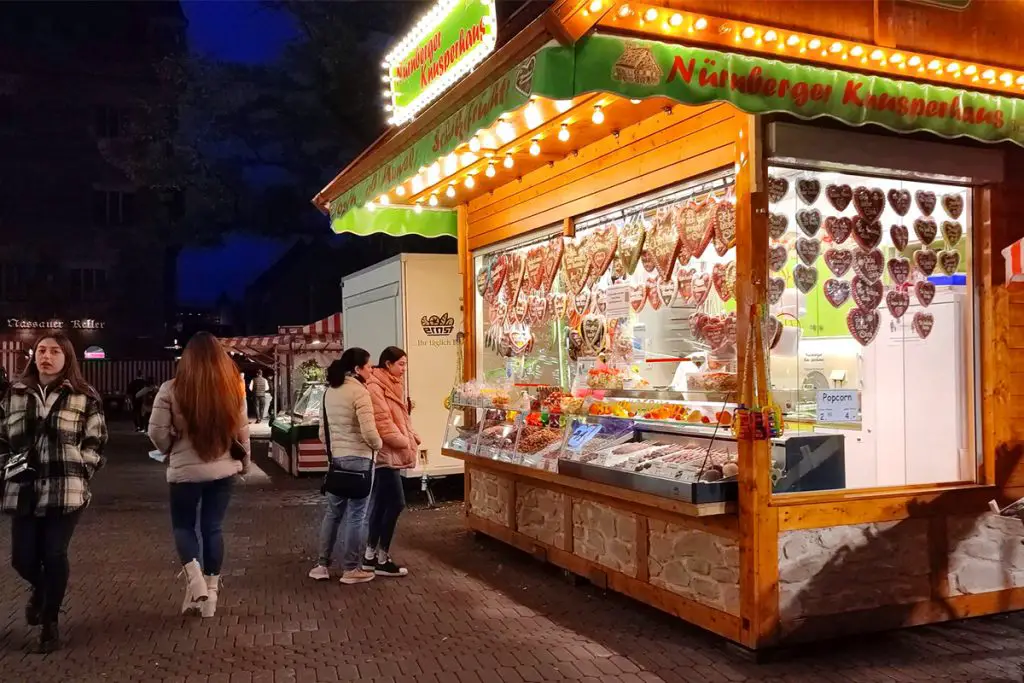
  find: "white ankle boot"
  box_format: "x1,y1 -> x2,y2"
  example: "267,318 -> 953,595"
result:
200,575 -> 220,618
179,559 -> 208,615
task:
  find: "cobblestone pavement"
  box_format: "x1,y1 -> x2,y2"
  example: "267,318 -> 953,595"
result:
2,429 -> 1024,683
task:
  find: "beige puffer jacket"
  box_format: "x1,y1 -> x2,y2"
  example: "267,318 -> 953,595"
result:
320,376 -> 383,459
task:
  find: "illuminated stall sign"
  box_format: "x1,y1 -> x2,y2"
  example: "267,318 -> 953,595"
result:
6,319 -> 105,330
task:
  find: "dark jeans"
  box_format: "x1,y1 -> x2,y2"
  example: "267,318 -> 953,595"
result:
11,510 -> 82,622
169,477 -> 233,575
133,402 -> 146,430
367,467 -> 405,553
253,395 -> 267,422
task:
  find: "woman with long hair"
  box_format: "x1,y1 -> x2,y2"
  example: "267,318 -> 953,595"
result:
148,332 -> 250,618
363,346 -> 419,578
0,333 -> 107,652
308,348 -> 382,584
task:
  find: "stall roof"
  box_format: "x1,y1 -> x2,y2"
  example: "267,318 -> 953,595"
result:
220,313 -> 344,359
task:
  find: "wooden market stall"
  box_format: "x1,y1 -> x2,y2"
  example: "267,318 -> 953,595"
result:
314,0 -> 1024,650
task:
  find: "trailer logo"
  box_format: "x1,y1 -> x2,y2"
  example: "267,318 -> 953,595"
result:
613,44 -> 663,86
421,313 -> 456,337
515,55 -> 536,97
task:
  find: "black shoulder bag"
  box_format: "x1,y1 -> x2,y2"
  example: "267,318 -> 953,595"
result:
320,396 -> 373,499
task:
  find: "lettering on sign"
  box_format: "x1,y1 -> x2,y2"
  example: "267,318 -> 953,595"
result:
6,319 -> 105,330
816,390 -> 860,423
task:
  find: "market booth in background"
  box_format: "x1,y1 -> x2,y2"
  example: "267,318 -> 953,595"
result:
221,313 -> 343,475
315,0 -> 1024,650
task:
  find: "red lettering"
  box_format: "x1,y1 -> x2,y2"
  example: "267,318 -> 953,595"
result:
842,80 -> 864,106
792,82 -> 809,107
764,78 -> 777,97
667,56 -> 696,84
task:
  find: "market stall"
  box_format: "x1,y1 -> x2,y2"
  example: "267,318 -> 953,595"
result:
221,313 -> 343,475
0,339 -> 26,378
314,0 -> 1024,650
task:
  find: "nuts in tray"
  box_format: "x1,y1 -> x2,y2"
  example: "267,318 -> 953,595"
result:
517,426 -> 562,454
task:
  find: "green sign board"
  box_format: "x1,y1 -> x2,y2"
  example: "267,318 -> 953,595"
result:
385,0 -> 499,125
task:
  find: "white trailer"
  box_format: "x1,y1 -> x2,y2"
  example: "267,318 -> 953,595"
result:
341,254 -> 464,501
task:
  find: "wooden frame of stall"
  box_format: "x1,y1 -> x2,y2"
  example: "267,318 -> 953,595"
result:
316,0 -> 1024,651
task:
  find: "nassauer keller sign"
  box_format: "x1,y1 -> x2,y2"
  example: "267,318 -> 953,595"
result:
7,318 -> 105,330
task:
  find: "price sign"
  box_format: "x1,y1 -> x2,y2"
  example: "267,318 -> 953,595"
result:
567,424 -> 602,451
816,390 -> 859,423
604,283 -> 631,318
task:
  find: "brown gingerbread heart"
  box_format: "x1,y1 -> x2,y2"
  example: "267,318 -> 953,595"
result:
560,239 -> 591,295
510,290 -> 529,324
942,193 -> 964,220
941,221 -> 962,248
915,190 -> 936,216
541,238 -> 563,293
768,277 -> 786,305
768,213 -> 788,240
646,210 -> 681,282
914,280 -> 936,308
523,245 -> 546,293
886,288 -> 910,320
796,178 -> 821,205
823,278 -> 851,308
826,184 -> 853,212
888,189 -> 911,216
547,292 -> 568,320
914,248 -> 938,276
912,311 -> 934,339
887,257 -> 911,286
581,314 -> 606,354
793,264 -> 818,294
768,244 -> 788,273
586,225 -> 618,287
527,293 -> 549,325
678,200 -> 714,260
646,277 -> 663,311
504,251 -> 526,304
765,315 -> 783,349
640,226 -> 658,273
938,249 -> 960,276
628,282 -> 647,313
712,200 -> 736,256
485,255 -> 507,303
847,307 -> 880,346
658,278 -> 677,308
573,287 -> 592,316
612,221 -> 643,280
824,248 -> 853,277
796,208 -> 822,237
852,217 -> 883,250
768,176 -> 789,204
890,225 -> 909,252
712,261 -> 736,302
594,287 -> 608,314
853,248 -> 884,283
853,186 -> 885,222
913,217 -> 937,246
852,275 -> 883,310
476,268 -> 489,297
824,216 -> 853,245
677,268 -> 695,302
796,237 -> 820,266
702,318 -> 727,349
691,272 -> 711,306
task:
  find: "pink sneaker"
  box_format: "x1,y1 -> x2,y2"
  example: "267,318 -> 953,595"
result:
339,569 -> 375,585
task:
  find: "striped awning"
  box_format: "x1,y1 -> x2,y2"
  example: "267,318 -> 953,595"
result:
220,313 -> 344,357
1,340 -> 27,377
279,313 -> 343,338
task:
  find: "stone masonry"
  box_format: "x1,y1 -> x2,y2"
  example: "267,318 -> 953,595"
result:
515,484 -> 566,548
468,468 -> 512,526
572,500 -> 638,576
648,520 -> 740,615
947,513 -> 1024,595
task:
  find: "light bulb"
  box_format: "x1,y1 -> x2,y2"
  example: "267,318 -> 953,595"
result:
411,176 -> 424,193
429,194 -> 438,207
465,174 -> 475,189
870,49 -> 885,61
786,35 -> 800,46
850,46 -> 863,57
485,162 -> 496,178
908,55 -> 921,67
694,17 -> 707,30
395,185 -> 406,197
378,194 -> 389,206
617,4 -> 631,18
414,202 -> 423,214
808,38 -> 821,50
964,65 -> 977,75
588,0 -> 602,12
669,13 -> 683,27
644,8 -> 657,21
366,201 -> 376,211
503,152 -> 514,169
946,62 -> 960,73
555,100 -> 573,113
469,135 -> 482,153
525,100 -> 543,129
928,59 -> 942,71
630,99 -> 641,104
443,153 -> 458,175
529,140 -> 540,156
446,184 -> 456,198
496,118 -> 516,142
830,42 -> 843,53
982,68 -> 995,80
558,124 -> 570,142
741,27 -> 755,40
591,105 -> 605,124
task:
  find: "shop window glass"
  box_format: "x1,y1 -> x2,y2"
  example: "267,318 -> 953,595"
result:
765,165 -> 976,494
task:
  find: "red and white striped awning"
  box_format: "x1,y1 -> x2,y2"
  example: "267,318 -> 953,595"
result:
279,313 -> 343,338
219,313 -> 343,358
1,340 -> 27,377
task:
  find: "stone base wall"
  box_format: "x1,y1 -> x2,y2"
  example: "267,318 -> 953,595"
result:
947,513 -> 1024,595
468,469 -> 511,527
648,521 -> 740,615
572,500 -> 637,576
516,485 -> 565,549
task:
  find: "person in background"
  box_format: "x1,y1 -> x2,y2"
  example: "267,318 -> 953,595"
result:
127,371 -> 147,432
0,333 -> 107,653
249,369 -> 270,424
136,377 -> 158,429
364,346 -> 419,578
148,332 -> 250,618
0,366 -> 10,399
308,349 -> 382,584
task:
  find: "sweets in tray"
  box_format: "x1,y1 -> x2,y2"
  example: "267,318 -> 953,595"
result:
585,440 -> 738,482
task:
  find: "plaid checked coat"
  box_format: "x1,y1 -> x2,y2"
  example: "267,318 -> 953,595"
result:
0,381 -> 108,515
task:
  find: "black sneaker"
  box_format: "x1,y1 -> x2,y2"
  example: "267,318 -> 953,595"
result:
25,592 -> 41,626
360,554 -> 376,572
375,557 -> 408,577
34,621 -> 59,654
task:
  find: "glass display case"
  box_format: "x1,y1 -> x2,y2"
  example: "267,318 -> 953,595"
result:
290,381 -> 326,423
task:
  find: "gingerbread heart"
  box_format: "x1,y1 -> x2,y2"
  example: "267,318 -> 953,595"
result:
914,248 -> 938,276
712,201 -> 736,256
826,184 -> 853,212
691,272 -> 711,306
852,275 -> 883,311
915,190 -> 936,216
541,238 -> 563,293
476,268 -> 489,297
796,208 -> 822,238
938,249 -> 960,276
548,292 -> 568,320
913,218 -> 937,246
824,216 -> 853,245
768,176 -> 789,204
594,287 -> 608,314
581,314 -> 606,354
941,221 -> 962,247
768,277 -> 786,305
768,244 -> 788,273
527,294 -> 549,325
886,288 -> 910,320
888,189 -> 911,217
793,264 -> 818,294
912,311 -> 934,339
646,278 -> 662,311
852,217 -> 883,250
823,278 -> 851,308
887,257 -> 911,286
853,248 -> 884,283
712,261 -> 736,302
853,186 -> 885,222
504,251 -> 526,304
640,231 -> 657,273
890,224 -> 909,252
489,300 -> 507,326
847,307 -> 880,346
768,213 -> 788,240
647,210 -> 682,282
797,178 -> 821,205
942,193 -> 964,220
689,312 -> 709,340
573,288 -> 592,317
629,282 -> 647,313
914,280 -> 936,307
824,248 -> 853,277
511,291 -> 529,323
702,318 -> 727,349
765,315 -> 783,349
524,245 -> 546,292
613,221 -> 644,279
658,279 -> 677,308
796,237 -> 821,266
485,255 -> 507,303
678,200 -> 714,260
677,268 -> 695,302
560,239 -> 591,295
587,225 -> 618,286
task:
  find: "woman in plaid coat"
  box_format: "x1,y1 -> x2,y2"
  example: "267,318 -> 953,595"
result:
0,333 -> 107,653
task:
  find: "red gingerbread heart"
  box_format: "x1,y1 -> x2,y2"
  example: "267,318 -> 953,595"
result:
847,307 -> 881,346
796,208 -> 822,238
890,225 -> 909,252
912,311 -> 934,339
886,288 -> 910,320
658,278 -> 678,308
852,217 -> 883,250
489,301 -> 507,326
645,277 -> 663,311
768,213 -> 788,240
888,189 -> 911,217
768,176 -> 789,204
573,288 -> 592,316
541,237 -> 563,293
527,293 -> 549,325
941,221 -> 962,248
824,216 -> 853,245
914,280 -> 936,307
586,225 -> 618,286
915,190 -> 936,216
547,292 -> 568,320
712,200 -> 736,256
942,193 -> 964,220
629,282 -> 647,313
793,264 -> 818,294
504,251 -> 526,304
485,255 -> 508,303
914,248 -> 938,276
476,269 -> 489,298
768,244 -> 788,273
510,290 -> 529,324
796,178 -> 821,205
677,268 -> 695,302
523,245 -> 546,293
826,184 -> 853,212
852,275 -> 884,311
824,248 -> 854,277
913,218 -> 937,246
712,262 -> 736,302
768,277 -> 786,305
689,312 -> 709,340
647,209 -> 682,281
612,220 -> 643,279
560,239 -> 591,295
765,316 -> 783,349
853,186 -> 885,222
938,249 -> 960,276
796,237 -> 820,266
887,257 -> 911,286
691,272 -> 711,306
678,200 -> 714,260
702,318 -> 727,349
823,278 -> 851,308
854,248 -> 884,283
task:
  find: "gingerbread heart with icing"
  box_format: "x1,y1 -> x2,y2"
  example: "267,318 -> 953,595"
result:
767,176 -> 789,204
527,293 -> 549,325
510,290 -> 529,324
689,312 -> 709,340
712,200 -> 736,256
793,264 -> 818,294
942,193 -> 964,220
824,248 -> 853,277
629,282 -> 647,313
914,280 -> 936,308
826,184 -> 853,212
853,248 -> 884,283
560,239 -> 591,295
485,255 -> 507,303
796,178 -> 821,205
887,257 -> 911,286
915,190 -> 936,216
768,244 -> 788,273
658,278 -> 677,308
796,237 -> 820,266
678,200 -> 714,260
938,249 -> 960,276
768,213 -> 788,240
796,208 -> 822,238
914,248 -> 938,276
912,311 -> 934,339
547,292 -> 568,320
594,287 -> 608,314
586,225 -> 618,286
476,268 -> 489,298
823,278 -> 851,308
645,277 -> 663,311
677,268 -> 695,302
941,221 -> 962,248
524,245 -> 546,293
890,225 -> 909,252
913,218 -> 937,246
765,315 -> 783,349
824,216 -> 853,245
573,288 -> 592,317
489,300 -> 507,326
581,314 -> 606,354
640,230 -> 657,273
712,261 -> 736,302
852,275 -> 883,311
852,217 -> 883,250
847,307 -> 881,346
647,209 -> 682,282
691,272 -> 711,306
888,189 -> 911,217
768,276 -> 786,305
612,220 -> 643,279
541,238 -> 563,293
702,318 -> 727,350
886,288 -> 910,320
853,186 -> 885,222
504,251 -> 526,304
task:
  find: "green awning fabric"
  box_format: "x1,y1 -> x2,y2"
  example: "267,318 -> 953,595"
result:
330,205 -> 458,238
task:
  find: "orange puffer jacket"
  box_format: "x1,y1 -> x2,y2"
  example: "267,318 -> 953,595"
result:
366,367 -> 420,469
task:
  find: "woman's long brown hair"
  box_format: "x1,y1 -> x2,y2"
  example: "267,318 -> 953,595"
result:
173,332 -> 244,462
22,332 -> 96,398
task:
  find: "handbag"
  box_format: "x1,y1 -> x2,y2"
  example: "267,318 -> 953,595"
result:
320,396 -> 373,499
229,439 -> 248,461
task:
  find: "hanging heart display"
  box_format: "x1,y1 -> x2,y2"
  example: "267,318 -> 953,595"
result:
691,272 -> 712,306
594,287 -> 608,314
541,237 -> 564,294
712,200 -> 736,256
503,251 -> 526,305
824,248 -> 854,277
826,184 -> 853,212
796,178 -> 821,205
796,208 -> 823,237
913,217 -> 937,246
915,190 -> 937,216
646,277 -> 663,311
712,261 -> 736,302
852,217 -> 883,250
914,280 -> 936,307
847,307 -> 881,346
677,268 -> 695,302
647,209 -> 682,281
768,277 -> 786,305
489,300 -> 507,326
701,317 -> 728,350
942,193 -> 964,220
505,327 -> 534,357
793,264 -> 818,294
485,255 -> 507,303
527,293 -> 549,325
938,249 -> 961,276
573,288 -> 592,316
679,200 -> 714,260
629,282 -> 647,313
510,291 -> 529,324
767,176 -> 789,204
852,275 -> 884,310
853,186 -> 885,222
689,312 -> 709,341
581,314 -> 606,355
853,248 -> 885,282
912,311 -> 935,339
613,220 -> 645,279
914,248 -> 938,276
560,239 -> 591,295
823,278 -> 852,308
547,291 -> 569,320
640,228 -> 657,273
886,288 -> 910,320
658,278 -> 678,308
887,257 -> 911,286
824,216 -> 853,244
796,236 -> 821,266
765,315 -> 783,349
768,244 -> 788,273
768,213 -> 789,240
941,221 -> 963,248
476,268 -> 490,298
586,225 -> 618,287
887,189 -> 911,216
523,245 -> 546,293
890,224 -> 909,252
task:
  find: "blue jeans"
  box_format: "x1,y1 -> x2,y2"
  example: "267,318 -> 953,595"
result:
169,477 -> 234,575
317,456 -> 372,570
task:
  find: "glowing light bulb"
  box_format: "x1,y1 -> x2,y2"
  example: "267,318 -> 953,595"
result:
591,105 -> 605,124
830,42 -> 843,53
378,194 -> 389,206
808,38 -> 821,50
395,185 -> 406,197
786,35 -> 800,46
617,4 -> 631,18
496,119 -> 516,143
870,49 -> 885,61
1001,71 -> 1014,84
555,99 -> 573,113
366,201 -> 376,211
529,140 -> 541,156
850,46 -> 863,57
485,162 -> 496,178
525,100 -> 543,129
414,202 -> 423,214
964,65 -> 977,75
558,124 -> 570,142
588,0 -> 602,12
982,68 -> 996,80
928,60 -> 942,71
907,55 -> 921,67
889,53 -> 903,64
669,13 -> 683,27
764,30 -> 777,42
946,62 -> 960,73
429,194 -> 438,207
503,152 -> 514,169
630,99 -> 641,104
411,176 -> 424,194
741,26 -> 755,40
643,8 -> 657,21
694,17 -> 707,30
446,184 -> 456,198
469,136 -> 482,153
443,153 -> 458,176
465,174 -> 476,189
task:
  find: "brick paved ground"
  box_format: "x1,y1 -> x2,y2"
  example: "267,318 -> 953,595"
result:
1,428 -> 1024,682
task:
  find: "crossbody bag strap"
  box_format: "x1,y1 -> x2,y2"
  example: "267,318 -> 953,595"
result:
321,396 -> 333,463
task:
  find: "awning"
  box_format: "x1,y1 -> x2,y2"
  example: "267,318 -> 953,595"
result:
331,205 -> 458,238
220,313 -> 344,361
0,340 -> 26,377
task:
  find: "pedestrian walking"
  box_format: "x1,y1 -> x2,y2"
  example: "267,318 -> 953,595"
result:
135,377 -> 158,427
308,348 -> 382,584
127,371 -> 147,432
147,332 -> 250,618
0,333 -> 107,653
249,369 -> 269,423
363,346 -> 419,578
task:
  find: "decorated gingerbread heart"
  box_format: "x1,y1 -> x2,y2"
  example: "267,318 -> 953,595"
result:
647,209 -> 682,282
586,225 -> 618,287
938,249 -> 960,276
560,239 -> 591,295
823,278 -> 851,308
886,288 -> 910,320
796,178 -> 821,205
887,257 -> 911,286
527,293 -> 549,325
796,208 -> 822,238
547,291 -> 568,320
658,278 -> 678,308
824,216 -> 853,245
523,245 -> 546,293
888,189 -> 911,217
645,277 -> 663,311
701,318 -> 727,350
942,193 -> 964,220
485,254 -> 507,303
510,290 -> 529,324
768,213 -> 788,240
689,312 -> 709,341
793,264 -> 818,294
890,224 -> 909,252
594,287 -> 608,314
913,217 -> 937,246
852,217 -> 883,250
541,238 -> 563,293
852,275 -> 884,311
915,190 -> 936,216
826,184 -> 853,212
573,287 -> 592,317
489,300 -> 507,326
765,315 -> 783,349
476,268 -> 490,298
768,244 -> 788,273
914,280 -> 936,307
677,268 -> 695,302
847,307 -> 881,346
767,176 -> 789,204
853,186 -> 885,222
712,200 -> 736,256
678,200 -> 714,260
941,221 -> 962,248
912,311 -> 934,339
796,236 -> 821,266
712,261 -> 736,302
691,272 -> 712,306
629,282 -> 647,313
914,248 -> 938,276
504,251 -> 526,304
767,277 -> 786,305
581,314 -> 606,354
639,229 -> 657,273
612,220 -> 643,279
824,248 -> 853,277
853,248 -> 884,283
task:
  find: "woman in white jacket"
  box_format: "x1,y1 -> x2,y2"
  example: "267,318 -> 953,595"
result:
308,348 -> 383,584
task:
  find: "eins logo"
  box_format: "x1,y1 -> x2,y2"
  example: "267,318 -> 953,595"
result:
421,313 -> 455,337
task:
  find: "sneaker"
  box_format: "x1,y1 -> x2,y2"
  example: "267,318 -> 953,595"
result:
25,591 -> 41,626
375,556 -> 408,577
308,565 -> 331,581
361,551 -> 376,572
34,621 -> 60,654
339,569 -> 375,585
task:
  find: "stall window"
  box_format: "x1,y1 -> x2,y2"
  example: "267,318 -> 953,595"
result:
765,164 -> 976,494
